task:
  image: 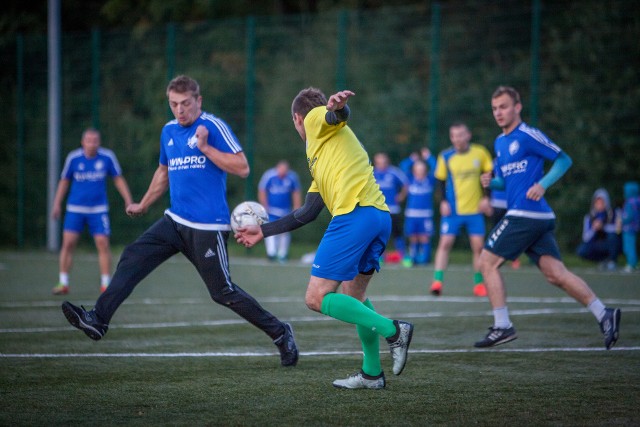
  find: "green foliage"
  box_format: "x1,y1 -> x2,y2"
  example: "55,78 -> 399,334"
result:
1,1 -> 639,250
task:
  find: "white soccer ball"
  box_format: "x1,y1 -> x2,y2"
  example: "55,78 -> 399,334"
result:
230,201 -> 269,233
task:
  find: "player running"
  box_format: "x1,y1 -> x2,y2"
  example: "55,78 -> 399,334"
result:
475,85 -> 621,349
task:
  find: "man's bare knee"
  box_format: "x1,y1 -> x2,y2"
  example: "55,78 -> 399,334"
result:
305,296 -> 321,312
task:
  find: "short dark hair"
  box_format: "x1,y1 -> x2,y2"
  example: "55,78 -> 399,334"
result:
449,121 -> 469,131
291,87 -> 327,118
166,75 -> 200,98
82,128 -> 100,139
492,85 -> 521,105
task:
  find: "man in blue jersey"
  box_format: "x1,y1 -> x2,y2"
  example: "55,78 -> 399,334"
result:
403,159 -> 435,266
373,152 -> 409,262
51,128 -> 133,295
60,75 -> 298,367
258,160 -> 302,263
236,88 -> 414,389
475,85 -> 621,349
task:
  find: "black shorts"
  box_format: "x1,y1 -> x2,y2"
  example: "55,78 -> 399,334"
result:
484,215 -> 561,264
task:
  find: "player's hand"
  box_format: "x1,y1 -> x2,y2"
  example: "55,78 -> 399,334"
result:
478,196 -> 492,216
440,200 -> 451,217
327,90 -> 355,111
480,172 -> 493,188
126,203 -> 147,217
195,125 -> 209,151
51,205 -> 61,220
526,183 -> 546,201
235,225 -> 264,248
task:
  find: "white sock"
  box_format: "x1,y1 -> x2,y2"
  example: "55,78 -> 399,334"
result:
493,306 -> 512,329
587,299 -> 607,323
101,275 -> 110,287
59,273 -> 69,286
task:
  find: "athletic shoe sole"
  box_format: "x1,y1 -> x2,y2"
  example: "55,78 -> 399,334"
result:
61,302 -> 104,341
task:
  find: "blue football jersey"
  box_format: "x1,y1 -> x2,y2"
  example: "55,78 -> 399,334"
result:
494,122 -> 561,218
61,147 -> 122,213
258,168 -> 301,218
405,175 -> 435,218
159,112 -> 242,229
373,166 -> 408,214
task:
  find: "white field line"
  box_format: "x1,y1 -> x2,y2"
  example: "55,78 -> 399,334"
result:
2,295 -> 640,309
2,306 -> 639,334
2,346 -> 640,359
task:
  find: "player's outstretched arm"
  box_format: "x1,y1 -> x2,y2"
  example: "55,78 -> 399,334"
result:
113,176 -> 134,211
126,165 -> 168,217
263,192 -> 324,235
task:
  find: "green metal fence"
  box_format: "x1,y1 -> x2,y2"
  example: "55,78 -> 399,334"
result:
1,1 -> 638,251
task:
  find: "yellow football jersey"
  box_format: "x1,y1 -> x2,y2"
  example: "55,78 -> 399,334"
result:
304,106 -> 388,216
434,143 -> 493,215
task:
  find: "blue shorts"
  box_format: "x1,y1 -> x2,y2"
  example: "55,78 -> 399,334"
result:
440,213 -> 485,236
484,215 -> 561,264
404,217 -> 434,236
63,211 -> 111,236
312,205 -> 391,281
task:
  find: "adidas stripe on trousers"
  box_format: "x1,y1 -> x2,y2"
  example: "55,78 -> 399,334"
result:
94,214 -> 285,340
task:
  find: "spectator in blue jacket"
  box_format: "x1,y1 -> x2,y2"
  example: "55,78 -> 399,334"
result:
577,188 -> 621,270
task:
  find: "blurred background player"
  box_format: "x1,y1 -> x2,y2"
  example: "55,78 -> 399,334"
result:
476,85 -> 620,349
373,152 -> 409,263
258,160 -> 302,263
430,122 -> 493,297
403,159 -> 435,267
621,181 -> 639,272
51,128 -> 132,295
577,188 -> 621,270
399,146 -> 437,177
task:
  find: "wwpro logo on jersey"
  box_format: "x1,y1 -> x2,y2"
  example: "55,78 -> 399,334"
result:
501,160 -> 528,177
168,155 -> 207,171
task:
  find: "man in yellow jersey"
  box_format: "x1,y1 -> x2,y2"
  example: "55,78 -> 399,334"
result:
236,88 -> 414,389
430,122 -> 493,297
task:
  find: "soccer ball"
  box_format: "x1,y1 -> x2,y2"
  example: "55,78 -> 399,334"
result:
230,201 -> 269,233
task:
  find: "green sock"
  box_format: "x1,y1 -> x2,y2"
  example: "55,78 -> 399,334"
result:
434,270 -> 444,281
474,271 -> 483,284
357,299 -> 382,376
320,293 -> 396,338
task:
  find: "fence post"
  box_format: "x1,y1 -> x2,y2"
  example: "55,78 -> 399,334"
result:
244,16 -> 256,200
336,10 -> 348,90
166,23 -> 176,120
16,34 -> 25,248
530,0 -> 541,126
428,2 -> 441,152
47,0 -> 62,252
91,27 -> 101,130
